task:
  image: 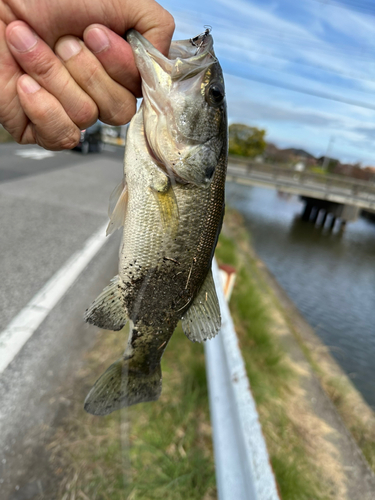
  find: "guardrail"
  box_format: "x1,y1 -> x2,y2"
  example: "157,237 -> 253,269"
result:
204,260 -> 280,500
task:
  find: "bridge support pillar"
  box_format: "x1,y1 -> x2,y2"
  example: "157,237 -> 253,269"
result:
311,207 -> 320,224
321,210 -> 328,227
302,203 -> 313,221
300,197 -> 359,230
329,215 -> 336,231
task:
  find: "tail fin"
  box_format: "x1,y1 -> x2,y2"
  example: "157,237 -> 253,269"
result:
84,357 -> 162,416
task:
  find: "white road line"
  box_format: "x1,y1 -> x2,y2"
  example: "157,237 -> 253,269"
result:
0,223 -> 109,374
15,149 -> 55,160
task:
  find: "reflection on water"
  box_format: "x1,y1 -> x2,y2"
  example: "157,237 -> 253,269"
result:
226,182 -> 375,408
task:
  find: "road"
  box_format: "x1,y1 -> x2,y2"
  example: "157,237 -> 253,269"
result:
0,142 -> 124,499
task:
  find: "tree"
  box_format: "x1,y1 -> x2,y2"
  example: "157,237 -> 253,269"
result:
229,124 -> 266,158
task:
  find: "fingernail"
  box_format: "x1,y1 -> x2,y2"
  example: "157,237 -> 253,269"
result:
56,37 -> 82,61
19,75 -> 41,94
85,28 -> 110,53
8,24 -> 37,52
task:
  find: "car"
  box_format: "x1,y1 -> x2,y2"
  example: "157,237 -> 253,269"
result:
74,121 -> 104,154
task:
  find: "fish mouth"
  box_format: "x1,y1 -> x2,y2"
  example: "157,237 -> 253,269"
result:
127,29 -> 215,82
127,30 -> 223,186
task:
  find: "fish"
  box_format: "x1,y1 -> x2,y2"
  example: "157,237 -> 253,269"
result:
83,28 -> 228,416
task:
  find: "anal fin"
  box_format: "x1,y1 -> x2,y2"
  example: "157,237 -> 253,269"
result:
84,275 -> 128,331
181,268 -> 221,343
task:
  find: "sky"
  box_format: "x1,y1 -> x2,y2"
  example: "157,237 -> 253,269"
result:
161,0 -> 375,165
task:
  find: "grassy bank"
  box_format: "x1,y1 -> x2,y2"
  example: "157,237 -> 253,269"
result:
49,322 -> 216,500
216,211 -> 335,500
50,212 -> 331,499
217,208 -> 375,498
49,208 -> 375,499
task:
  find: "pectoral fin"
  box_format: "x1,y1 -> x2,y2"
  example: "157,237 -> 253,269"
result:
84,275 -> 128,331
181,269 -> 221,343
151,185 -> 179,240
107,178 -> 128,236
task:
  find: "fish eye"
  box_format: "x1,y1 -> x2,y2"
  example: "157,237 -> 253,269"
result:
206,83 -> 225,107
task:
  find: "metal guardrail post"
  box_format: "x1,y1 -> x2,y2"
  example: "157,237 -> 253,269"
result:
204,260 -> 280,500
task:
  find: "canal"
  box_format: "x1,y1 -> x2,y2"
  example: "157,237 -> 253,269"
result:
226,182 -> 375,408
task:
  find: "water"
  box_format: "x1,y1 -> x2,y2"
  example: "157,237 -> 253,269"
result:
226,182 -> 375,408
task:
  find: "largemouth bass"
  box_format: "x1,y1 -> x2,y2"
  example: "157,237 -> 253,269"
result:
84,29 -> 228,416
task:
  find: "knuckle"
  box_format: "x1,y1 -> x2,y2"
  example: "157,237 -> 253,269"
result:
31,53 -> 58,83
163,11 -> 175,36
32,105 -> 80,150
58,127 -> 81,150
83,64 -> 102,92
102,97 -> 136,126
73,99 -> 98,129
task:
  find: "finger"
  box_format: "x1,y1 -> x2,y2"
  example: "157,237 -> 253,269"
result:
0,2 -> 17,24
17,74 -> 81,150
84,24 -> 141,97
6,21 -> 98,130
55,36 -> 136,126
127,0 -> 175,57
0,19 -> 28,142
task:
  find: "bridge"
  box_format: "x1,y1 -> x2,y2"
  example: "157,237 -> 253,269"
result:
226,157 -> 375,228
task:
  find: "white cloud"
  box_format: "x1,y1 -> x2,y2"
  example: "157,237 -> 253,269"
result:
162,0 -> 375,163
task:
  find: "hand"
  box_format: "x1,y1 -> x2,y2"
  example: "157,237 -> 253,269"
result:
0,0 -> 174,150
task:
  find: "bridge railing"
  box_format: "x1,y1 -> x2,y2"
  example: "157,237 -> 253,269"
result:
227,157 -> 375,200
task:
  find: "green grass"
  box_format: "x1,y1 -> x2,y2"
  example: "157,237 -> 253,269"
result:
126,340 -> 215,500
51,325 -> 216,500
51,208 -> 355,500
308,166 -> 327,175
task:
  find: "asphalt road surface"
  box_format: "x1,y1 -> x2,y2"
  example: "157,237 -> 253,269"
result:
0,142 -> 125,499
